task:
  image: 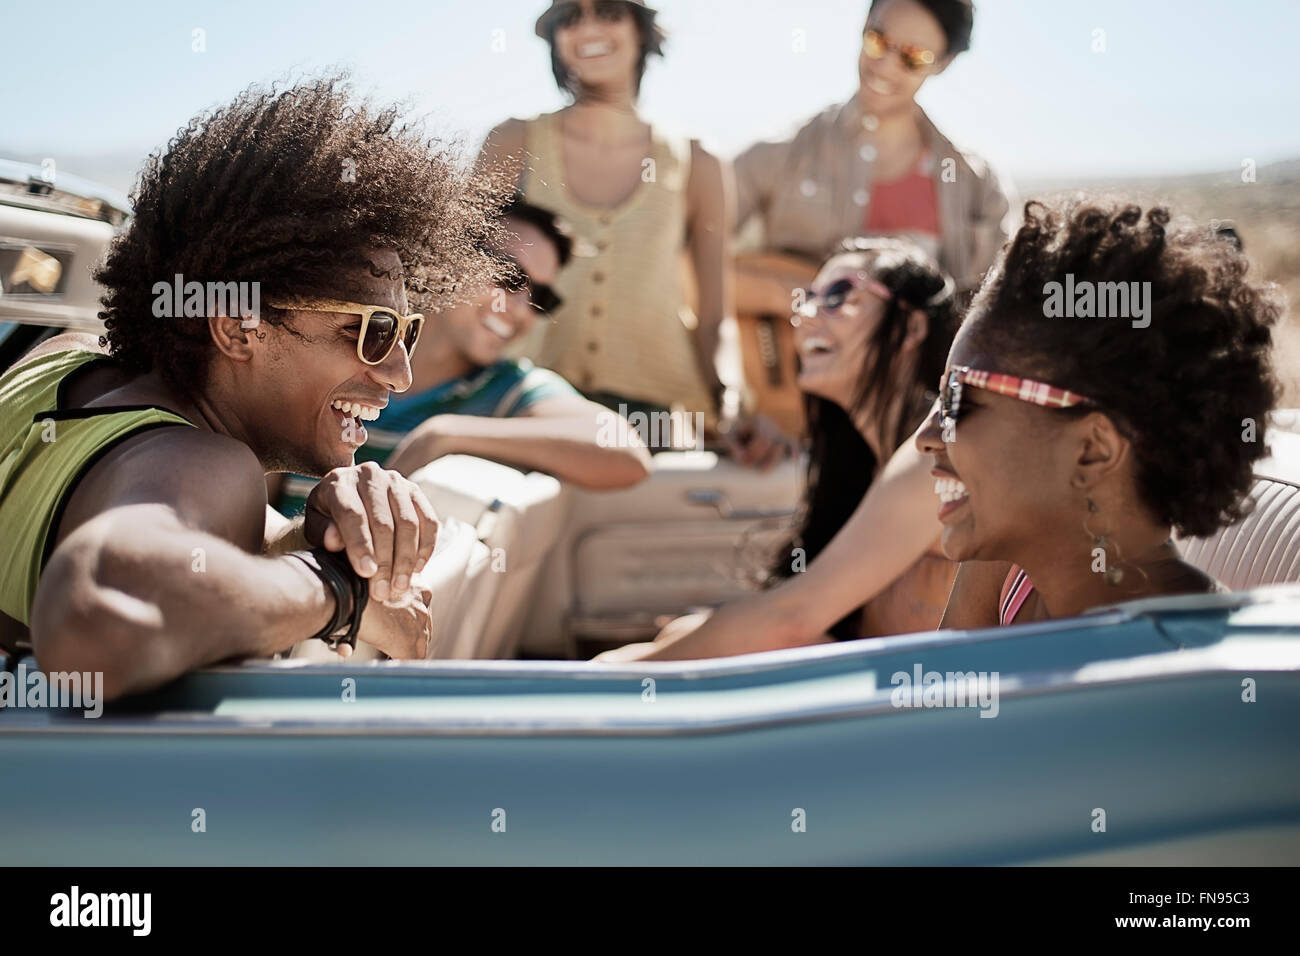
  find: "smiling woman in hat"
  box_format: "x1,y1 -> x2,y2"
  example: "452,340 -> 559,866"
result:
477,0 -> 792,463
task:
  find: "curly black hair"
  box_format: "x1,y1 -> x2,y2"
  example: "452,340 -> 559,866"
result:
965,194 -> 1283,539
764,237 -> 958,639
96,74 -> 505,393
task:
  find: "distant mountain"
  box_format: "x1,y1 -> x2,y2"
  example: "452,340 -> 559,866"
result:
1019,158 -> 1300,195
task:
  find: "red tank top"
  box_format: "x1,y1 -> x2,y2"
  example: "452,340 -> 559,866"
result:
864,152 -> 941,237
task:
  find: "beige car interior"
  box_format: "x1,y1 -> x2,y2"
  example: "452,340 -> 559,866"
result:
290,410 -> 1300,662
1176,416 -> 1300,591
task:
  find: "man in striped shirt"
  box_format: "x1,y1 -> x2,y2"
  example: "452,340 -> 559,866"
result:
273,199 -> 651,516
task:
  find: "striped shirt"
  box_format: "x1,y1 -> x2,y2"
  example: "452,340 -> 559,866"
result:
274,358 -> 576,517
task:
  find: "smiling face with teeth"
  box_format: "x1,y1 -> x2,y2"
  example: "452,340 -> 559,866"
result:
254,248 -> 413,477
792,252 -> 891,413
553,1 -> 642,94
914,313 -> 1112,566
424,217 -> 562,376
858,0 -> 950,119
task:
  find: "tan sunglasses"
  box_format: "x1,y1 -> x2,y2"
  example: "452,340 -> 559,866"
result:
267,297 -> 424,365
863,27 -> 936,72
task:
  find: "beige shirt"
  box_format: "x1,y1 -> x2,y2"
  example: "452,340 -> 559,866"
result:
515,112 -> 715,415
734,99 -> 1017,297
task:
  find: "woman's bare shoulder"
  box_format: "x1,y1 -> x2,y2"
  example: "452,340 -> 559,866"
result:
939,559 -> 1015,630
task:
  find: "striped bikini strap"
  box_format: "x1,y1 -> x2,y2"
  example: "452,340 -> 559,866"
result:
999,565 -> 1033,626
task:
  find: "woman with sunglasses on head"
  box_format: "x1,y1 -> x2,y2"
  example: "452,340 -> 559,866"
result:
916,196 -> 1282,628
597,238 -> 961,661
732,0 -> 1012,431
477,1 -> 789,462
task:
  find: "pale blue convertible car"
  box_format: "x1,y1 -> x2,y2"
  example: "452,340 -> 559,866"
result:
1,585 -> 1298,865
1,167 -> 1298,863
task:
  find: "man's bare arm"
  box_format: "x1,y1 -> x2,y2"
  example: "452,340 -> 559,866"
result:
30,428 -> 336,699
385,396 -> 652,490
33,504 -> 335,698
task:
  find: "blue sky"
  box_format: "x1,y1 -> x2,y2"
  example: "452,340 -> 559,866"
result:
3,0 -> 1298,192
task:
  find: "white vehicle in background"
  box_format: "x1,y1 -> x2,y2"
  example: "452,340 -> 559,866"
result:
0,157 -> 128,365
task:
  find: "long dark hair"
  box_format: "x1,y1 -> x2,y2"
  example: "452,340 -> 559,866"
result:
765,237 -> 958,639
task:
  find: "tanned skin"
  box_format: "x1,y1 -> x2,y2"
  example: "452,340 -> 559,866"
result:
382,215 -> 651,488
25,249 -> 439,700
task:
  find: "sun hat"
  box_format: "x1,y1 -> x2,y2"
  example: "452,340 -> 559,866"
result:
535,0 -> 664,54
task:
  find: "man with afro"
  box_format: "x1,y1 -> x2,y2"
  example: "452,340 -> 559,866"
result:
0,76 -> 504,697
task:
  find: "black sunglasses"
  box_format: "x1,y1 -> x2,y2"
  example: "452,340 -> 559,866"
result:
796,274 -> 894,317
495,253 -> 563,315
554,0 -> 631,30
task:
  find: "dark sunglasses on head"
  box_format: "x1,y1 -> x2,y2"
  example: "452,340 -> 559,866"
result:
796,275 -> 893,317
495,254 -> 564,315
267,297 -> 424,365
863,26 -> 937,72
554,0 -> 631,30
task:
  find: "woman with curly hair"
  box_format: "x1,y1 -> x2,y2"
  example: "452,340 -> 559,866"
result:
0,75 -> 502,696
918,195 -> 1283,626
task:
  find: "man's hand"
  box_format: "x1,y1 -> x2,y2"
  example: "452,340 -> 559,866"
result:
718,411 -> 796,471
346,578 -> 435,660
304,461 -> 439,602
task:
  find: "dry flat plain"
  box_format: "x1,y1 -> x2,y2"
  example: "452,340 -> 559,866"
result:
1025,158 -> 1300,406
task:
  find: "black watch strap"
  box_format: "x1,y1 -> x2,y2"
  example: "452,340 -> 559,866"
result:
287,549 -> 369,649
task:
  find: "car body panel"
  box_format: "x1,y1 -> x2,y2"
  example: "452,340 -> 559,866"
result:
3,588 -> 1297,865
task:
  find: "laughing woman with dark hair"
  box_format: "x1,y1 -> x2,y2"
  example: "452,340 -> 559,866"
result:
918,196 -> 1283,628
597,238 -> 961,661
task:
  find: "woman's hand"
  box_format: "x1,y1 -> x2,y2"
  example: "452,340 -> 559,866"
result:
591,642 -> 659,663
718,411 -> 796,471
348,578 -> 435,660
591,611 -> 713,662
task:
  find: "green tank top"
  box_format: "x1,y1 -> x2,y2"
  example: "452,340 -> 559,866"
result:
0,349 -> 194,626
